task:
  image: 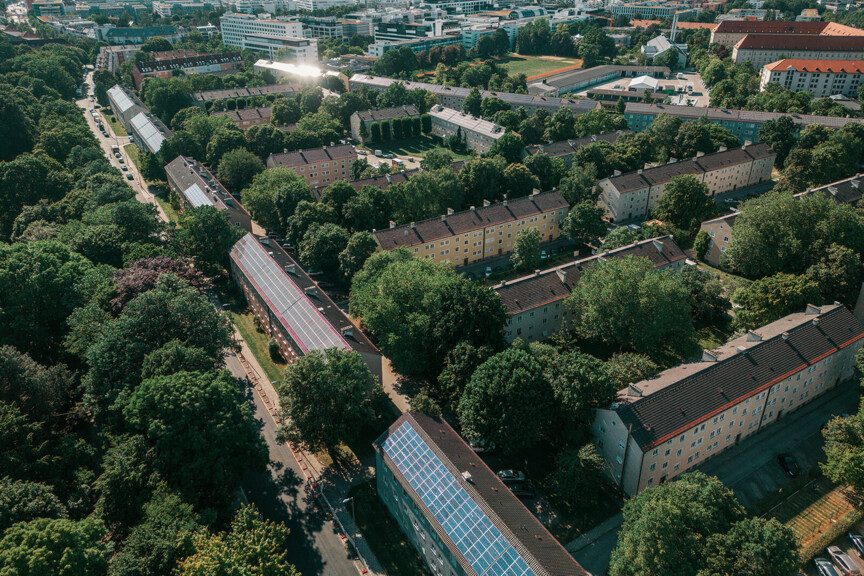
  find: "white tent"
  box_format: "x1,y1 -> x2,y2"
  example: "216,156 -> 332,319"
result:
629,75 -> 660,92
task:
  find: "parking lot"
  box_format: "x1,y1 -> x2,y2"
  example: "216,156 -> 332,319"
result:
575,70 -> 710,108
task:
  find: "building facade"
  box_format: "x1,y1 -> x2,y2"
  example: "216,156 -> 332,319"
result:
376,412 -> 589,576
349,104 -> 421,143
220,12 -> 317,60
760,59 -> 864,98
623,102 -> 864,143
524,131 -> 630,166
733,34 -> 864,67
494,236 -> 686,343
428,105 -> 504,154
709,20 -> 864,47
165,155 -> 253,231
598,143 -> 776,223
373,191 -> 569,266
106,84 -> 172,154
593,304 -> 864,496
212,106 -> 274,129
132,52 -> 243,89
266,144 -> 356,187
191,83 -> 304,107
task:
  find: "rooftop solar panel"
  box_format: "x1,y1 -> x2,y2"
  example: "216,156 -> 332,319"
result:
130,113 -> 166,154
230,234 -> 349,354
107,86 -> 135,113
183,183 -> 213,208
382,422 -> 536,576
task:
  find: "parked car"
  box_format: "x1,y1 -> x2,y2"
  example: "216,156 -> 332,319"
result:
120,164 -> 127,171
497,470 -> 526,484
356,149 -> 367,155
816,558 -> 843,576
828,546 -> 861,575
778,453 -> 800,477
125,173 -> 134,181
468,439 -> 495,453
849,532 -> 864,557
723,198 -> 739,205
114,152 -> 122,159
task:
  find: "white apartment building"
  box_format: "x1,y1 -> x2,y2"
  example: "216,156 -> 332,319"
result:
760,59 -> 864,98
428,105 -> 505,154
294,0 -> 356,10
220,13 -> 317,61
593,303 -> 864,496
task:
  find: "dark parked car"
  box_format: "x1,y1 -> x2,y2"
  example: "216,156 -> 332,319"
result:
816,558 -> 843,576
125,173 -> 134,181
497,470 -> 526,484
778,453 -> 800,477
849,532 -> 864,558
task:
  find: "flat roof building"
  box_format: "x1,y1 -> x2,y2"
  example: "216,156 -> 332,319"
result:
593,303 -> 864,496
376,412 -> 589,576
164,156 -> 254,232
349,104 -> 420,143
428,105 -> 505,154
106,84 -> 172,154
495,236 -> 686,342
229,233 -> 382,378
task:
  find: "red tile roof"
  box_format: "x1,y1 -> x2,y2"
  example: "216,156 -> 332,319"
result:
736,33 -> 864,51
715,20 -> 829,35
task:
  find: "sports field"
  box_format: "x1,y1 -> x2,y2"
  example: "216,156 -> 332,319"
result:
497,54 -> 582,78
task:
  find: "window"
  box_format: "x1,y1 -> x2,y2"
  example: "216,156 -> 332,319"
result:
652,449 -> 658,456
650,463 -> 656,472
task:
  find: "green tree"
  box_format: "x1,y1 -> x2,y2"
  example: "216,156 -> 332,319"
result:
806,243 -> 864,307
459,156 -> 505,206
501,163 -> 540,198
299,223 -> 351,276
205,126 -> 246,167
552,444 -> 606,514
421,113 -> 432,134
699,517 -> 799,576
0,517 -> 109,576
369,121 -> 381,143
123,370 -> 268,511
350,251 -> 506,377
758,116 -> 798,168
733,273 -> 821,330
380,120 -> 391,141
674,117 -> 739,159
175,205 -> 245,271
420,147 -> 454,171
271,97 -> 301,125
463,87 -> 482,117
241,168 -> 313,235
511,228 -> 542,272
606,352 -> 659,387
694,229 -> 711,260
141,77 -> 189,124
488,132 -> 525,164
299,86 -> 324,114
524,152 -> 564,191
566,256 -> 695,354
245,124 -> 284,160
563,201 -> 606,244
277,349 -> 380,453
338,231 -> 378,281
654,174 -> 714,232
458,348 -> 554,455
559,163 -> 599,205
437,342 -> 493,409
285,201 -> 337,247
679,266 -> 730,326
824,404 -> 864,494
610,472 -> 745,576
216,147 -> 265,191
0,478 -> 66,532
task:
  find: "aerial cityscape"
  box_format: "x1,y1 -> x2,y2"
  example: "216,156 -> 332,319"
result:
3,0 -> 864,573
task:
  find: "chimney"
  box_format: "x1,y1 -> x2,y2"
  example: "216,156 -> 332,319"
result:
828,187 -> 838,196
743,139 -> 752,147
461,471 -> 473,483
470,206 -> 476,212
852,180 -> 861,189
652,239 -> 663,254
446,207 -> 454,215
341,325 -> 353,338
556,269 -> 566,284
702,350 -> 718,362
410,221 -> 416,229
669,157 -> 677,163
736,346 -> 748,354
534,270 -> 541,276
746,331 -> 762,342
483,199 -> 490,207
805,304 -> 821,315
502,199 -> 508,206
696,151 -> 705,158
781,332 -> 789,341
389,220 -> 396,228
283,148 -> 288,153
628,383 -> 643,397
304,286 -> 317,297
638,169 -> 643,174
613,170 -> 622,176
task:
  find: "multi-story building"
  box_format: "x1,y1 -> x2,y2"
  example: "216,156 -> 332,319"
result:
266,144 -> 356,187
375,412 -> 589,576
623,102 -> 864,143
164,155 -> 253,231
152,0 -> 214,17
96,24 -> 182,44
213,106 -> 276,129
220,13 -> 317,60
611,3 -> 699,18
709,20 -> 864,48
349,105 -> 420,143
349,74 -> 602,116
494,236 -> 686,342
642,35 -> 688,68
593,303 -> 864,496
294,0 -> 355,10
294,16 -> 343,39
524,131 -> 630,166
759,59 -> 864,98
96,44 -> 141,73
191,83 -> 305,107
106,84 -> 173,154
733,34 -> 864,67
598,143 -> 776,222
373,191 -> 569,266
699,173 -> 864,267
132,53 -> 243,89
428,105 -> 504,154
31,0 -> 65,17
229,233 -> 382,379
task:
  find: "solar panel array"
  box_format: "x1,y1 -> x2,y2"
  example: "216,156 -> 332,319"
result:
231,234 -> 348,354
183,183 -> 213,208
107,86 -> 135,113
130,113 -> 166,154
382,422 -> 537,576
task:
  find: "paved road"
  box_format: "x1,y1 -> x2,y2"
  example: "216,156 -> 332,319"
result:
76,79 -> 362,576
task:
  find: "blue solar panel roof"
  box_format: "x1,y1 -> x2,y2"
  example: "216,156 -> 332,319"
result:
382,422 -> 536,576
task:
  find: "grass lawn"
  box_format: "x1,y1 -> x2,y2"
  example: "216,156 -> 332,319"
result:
228,309 -> 286,384
154,196 -> 179,223
359,135 -> 473,161
103,110 -> 127,137
123,143 -> 140,169
348,479 -> 431,576
497,54 -> 582,78
696,319 -> 735,351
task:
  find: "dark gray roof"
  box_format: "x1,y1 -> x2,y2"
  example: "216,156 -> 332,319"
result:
624,102 -> 864,129
267,144 -> 356,167
191,83 -> 304,102
136,52 -> 241,73
524,131 -> 630,159
375,412 -> 589,576
494,236 -> 685,314
615,304 -> 864,450
797,174 -> 864,205
354,104 -> 420,123
165,155 -> 253,232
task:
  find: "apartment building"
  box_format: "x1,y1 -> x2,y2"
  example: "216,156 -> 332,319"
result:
229,233 -> 382,379
212,106 -> 275,129
368,35 -> 464,58
523,131 -> 630,166
699,173 -> 864,267
106,84 -> 172,154
349,74 -> 602,116
598,143 -> 776,222
428,105 -> 504,154
132,52 -> 243,89
266,144 -> 356,187
164,155 -> 253,232
623,102 -> 864,143
610,3 -> 697,18
760,59 -> 864,98
96,44 -> 140,73
152,0 -> 215,17
191,83 -> 304,107
373,191 -> 569,266
376,412 -> 589,576
709,20 -> 864,48
494,236 -> 686,343
733,35 -> 864,67
220,12 -> 317,60
593,303 -> 864,496
349,105 -> 420,143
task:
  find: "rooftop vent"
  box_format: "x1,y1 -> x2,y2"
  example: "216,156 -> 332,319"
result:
304,286 -> 317,297
446,207 -> 454,215
782,332 -> 790,341
284,264 -> 296,275
483,199 -> 490,207
805,304 -> 821,315
341,325 -> 353,338
653,239 -> 663,254
389,220 -> 396,229
556,269 -> 567,284
461,471 -> 473,483
736,346 -> 748,354
702,350 -> 718,362
746,331 -> 762,342
628,383 -> 642,397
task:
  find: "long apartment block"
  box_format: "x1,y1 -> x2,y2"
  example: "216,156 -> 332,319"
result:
494,236 -> 686,343
164,155 -> 253,232
598,143 -> 776,223
593,303 -> 864,496
699,173 -> 864,267
709,20 -> 864,47
266,143 -> 356,187
373,191 -> 569,267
